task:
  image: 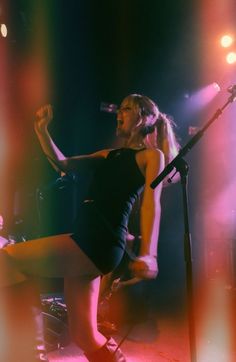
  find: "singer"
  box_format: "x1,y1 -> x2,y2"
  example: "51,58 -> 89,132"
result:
0,94 -> 179,361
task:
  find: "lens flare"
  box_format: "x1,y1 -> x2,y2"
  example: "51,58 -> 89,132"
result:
220,35 -> 234,48
226,52 -> 236,64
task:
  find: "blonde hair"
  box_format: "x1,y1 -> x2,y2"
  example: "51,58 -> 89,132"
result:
124,94 -> 180,165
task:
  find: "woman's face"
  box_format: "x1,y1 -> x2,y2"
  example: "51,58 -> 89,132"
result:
116,98 -> 140,138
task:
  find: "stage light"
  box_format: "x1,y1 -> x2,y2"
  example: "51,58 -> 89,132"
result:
226,52 -> 236,64
212,82 -> 221,92
0,23 -> 7,37
188,83 -> 220,108
220,35 -> 234,48
181,83 -> 220,120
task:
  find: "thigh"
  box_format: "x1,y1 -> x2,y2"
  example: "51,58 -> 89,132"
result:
4,234 -> 102,278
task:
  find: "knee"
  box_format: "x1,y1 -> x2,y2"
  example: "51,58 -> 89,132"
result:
0,249 -> 27,287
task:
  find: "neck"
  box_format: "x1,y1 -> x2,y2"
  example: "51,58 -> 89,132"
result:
125,143 -> 145,150
125,137 -> 146,150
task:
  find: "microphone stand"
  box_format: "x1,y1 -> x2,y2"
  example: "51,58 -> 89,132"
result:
150,88 -> 236,362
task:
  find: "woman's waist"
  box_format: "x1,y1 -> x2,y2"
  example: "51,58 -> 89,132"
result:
83,199 -> 130,223
76,199 -> 129,238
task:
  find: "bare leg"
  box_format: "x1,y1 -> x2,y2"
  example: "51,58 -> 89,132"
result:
64,276 -> 107,353
1,233 -> 102,284
64,276 -> 127,361
0,234 -> 126,360
0,234 -> 102,361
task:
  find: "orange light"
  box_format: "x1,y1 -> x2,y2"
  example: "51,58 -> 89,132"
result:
220,35 -> 234,48
226,52 -> 236,64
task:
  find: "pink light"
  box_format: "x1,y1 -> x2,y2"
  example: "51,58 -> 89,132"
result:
184,83 -> 220,115
0,215 -> 3,229
197,280 -> 232,362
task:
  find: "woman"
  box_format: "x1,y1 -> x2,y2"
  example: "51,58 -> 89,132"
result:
0,94 -> 179,361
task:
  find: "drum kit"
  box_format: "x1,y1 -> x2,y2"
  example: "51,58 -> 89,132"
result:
41,296 -> 70,352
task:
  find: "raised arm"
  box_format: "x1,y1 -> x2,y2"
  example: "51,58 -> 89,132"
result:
34,104 -> 109,174
130,149 -> 165,279
35,104 -> 66,172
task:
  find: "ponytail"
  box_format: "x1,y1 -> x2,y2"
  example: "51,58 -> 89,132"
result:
155,112 -> 180,165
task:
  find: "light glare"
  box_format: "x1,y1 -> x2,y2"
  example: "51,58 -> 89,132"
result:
226,52 -> 236,64
220,35 -> 234,48
212,82 -> 221,92
0,23 -> 7,37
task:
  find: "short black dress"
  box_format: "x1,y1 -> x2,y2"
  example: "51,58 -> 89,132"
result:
71,148 -> 145,274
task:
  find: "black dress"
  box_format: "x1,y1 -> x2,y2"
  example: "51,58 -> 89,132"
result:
71,148 -> 145,274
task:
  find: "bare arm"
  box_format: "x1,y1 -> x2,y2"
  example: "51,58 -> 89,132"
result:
130,149 -> 164,279
139,149 -> 164,256
34,104 -> 109,173
34,105 -> 66,172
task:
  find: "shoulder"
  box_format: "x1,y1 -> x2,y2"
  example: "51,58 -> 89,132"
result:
144,148 -> 164,161
136,148 -> 165,176
137,148 -> 164,166
144,149 -> 165,174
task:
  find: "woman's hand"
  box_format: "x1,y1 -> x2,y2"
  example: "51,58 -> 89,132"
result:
129,255 -> 158,280
35,104 -> 53,132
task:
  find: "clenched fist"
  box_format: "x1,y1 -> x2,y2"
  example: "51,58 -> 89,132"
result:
129,255 -> 158,280
35,104 -> 53,132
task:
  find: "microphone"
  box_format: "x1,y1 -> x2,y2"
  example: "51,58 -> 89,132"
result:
100,102 -> 118,114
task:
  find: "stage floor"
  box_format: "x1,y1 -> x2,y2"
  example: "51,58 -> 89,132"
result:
44,283 -> 236,362
47,316 -> 190,362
